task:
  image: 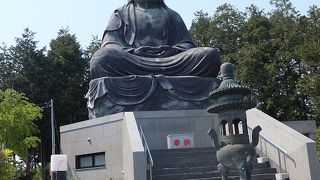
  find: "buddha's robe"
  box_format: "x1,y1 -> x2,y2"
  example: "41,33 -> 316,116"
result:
90,2 -> 220,79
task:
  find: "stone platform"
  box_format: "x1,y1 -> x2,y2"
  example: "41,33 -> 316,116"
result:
60,109 -> 220,180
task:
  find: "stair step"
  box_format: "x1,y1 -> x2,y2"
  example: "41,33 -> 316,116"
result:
152,167 -> 276,177
153,166 -> 215,175
153,171 -> 276,180
152,159 -> 270,169
153,151 -> 216,158
153,164 -> 275,175
153,155 -> 217,164
153,160 -> 219,169
152,147 -> 215,154
149,147 -> 278,180
185,173 -> 276,180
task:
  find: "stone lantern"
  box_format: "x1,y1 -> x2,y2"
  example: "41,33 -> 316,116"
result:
207,63 -> 262,180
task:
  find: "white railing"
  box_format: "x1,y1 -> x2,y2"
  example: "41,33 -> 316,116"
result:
139,126 -> 154,180
248,126 -> 296,173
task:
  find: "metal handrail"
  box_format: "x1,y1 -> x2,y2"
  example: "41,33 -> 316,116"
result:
247,126 -> 295,173
139,126 -> 154,180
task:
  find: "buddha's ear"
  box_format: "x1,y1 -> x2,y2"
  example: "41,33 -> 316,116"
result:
105,10 -> 122,32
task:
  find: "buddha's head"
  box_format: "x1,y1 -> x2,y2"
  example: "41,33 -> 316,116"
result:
130,0 -> 164,4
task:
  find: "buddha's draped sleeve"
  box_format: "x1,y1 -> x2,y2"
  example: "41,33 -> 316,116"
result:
101,10 -> 127,47
165,7 -> 196,51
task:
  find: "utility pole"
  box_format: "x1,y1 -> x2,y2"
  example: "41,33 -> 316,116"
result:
50,99 -> 67,180
50,99 -> 57,180
51,99 -> 55,156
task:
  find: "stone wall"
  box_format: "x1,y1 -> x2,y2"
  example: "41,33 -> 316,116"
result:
247,108 -> 320,180
60,113 -> 124,180
122,112 -> 146,180
134,109 -> 219,150
60,109 -> 219,180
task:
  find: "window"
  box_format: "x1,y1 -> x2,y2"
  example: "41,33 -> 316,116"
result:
76,152 -> 105,169
232,118 -> 242,135
221,120 -> 228,136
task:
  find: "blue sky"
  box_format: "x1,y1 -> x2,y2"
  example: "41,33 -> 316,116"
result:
0,0 -> 319,49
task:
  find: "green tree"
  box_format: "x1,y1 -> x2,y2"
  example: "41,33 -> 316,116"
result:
235,2 -> 308,121
0,29 -> 49,179
297,5 -> 320,122
236,5 -> 275,113
84,35 -> 101,61
0,89 -> 42,179
0,27 -> 92,178
0,149 -> 17,180
190,11 -> 212,47
210,4 -> 246,63
0,29 -> 50,106
46,28 -> 88,125
0,89 -> 42,158
264,0 -> 308,121
190,0 -> 316,122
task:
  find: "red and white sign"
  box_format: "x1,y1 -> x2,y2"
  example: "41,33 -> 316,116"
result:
51,155 -> 68,172
167,134 -> 194,149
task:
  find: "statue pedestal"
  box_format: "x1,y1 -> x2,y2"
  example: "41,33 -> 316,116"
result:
86,75 -> 221,119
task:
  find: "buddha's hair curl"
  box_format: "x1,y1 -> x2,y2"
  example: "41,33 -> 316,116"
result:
129,0 -> 165,4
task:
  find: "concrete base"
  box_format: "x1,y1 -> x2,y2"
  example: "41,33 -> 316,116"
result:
60,109 -> 219,180
257,157 -> 269,164
275,173 -> 289,180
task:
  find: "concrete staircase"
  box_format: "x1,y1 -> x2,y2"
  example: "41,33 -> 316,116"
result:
150,147 -> 277,180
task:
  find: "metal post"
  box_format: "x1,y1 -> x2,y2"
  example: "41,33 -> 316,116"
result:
51,99 -> 55,156
51,99 -> 56,180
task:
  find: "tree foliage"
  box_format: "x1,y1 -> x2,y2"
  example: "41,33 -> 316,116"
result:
46,28 -> 89,125
0,149 -> 16,180
0,89 -> 42,158
0,29 -> 49,105
190,0 -> 320,122
0,27 -> 95,178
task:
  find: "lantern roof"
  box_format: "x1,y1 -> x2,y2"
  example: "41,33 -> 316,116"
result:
207,63 -> 256,113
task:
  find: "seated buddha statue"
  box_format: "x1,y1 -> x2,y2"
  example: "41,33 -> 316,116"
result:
87,0 -> 222,118
90,0 -> 220,79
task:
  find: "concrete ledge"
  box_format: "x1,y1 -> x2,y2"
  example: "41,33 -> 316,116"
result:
61,112 -> 124,133
122,112 -> 147,180
257,157 -> 269,164
275,173 -> 289,180
247,108 -> 320,180
134,109 -> 212,119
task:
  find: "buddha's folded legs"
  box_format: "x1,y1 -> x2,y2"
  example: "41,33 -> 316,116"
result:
90,45 -> 221,79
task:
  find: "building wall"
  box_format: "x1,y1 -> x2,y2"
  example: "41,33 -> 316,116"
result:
60,113 -> 124,180
60,109 -> 220,180
122,112 -> 147,180
134,109 -> 220,150
247,108 -> 320,180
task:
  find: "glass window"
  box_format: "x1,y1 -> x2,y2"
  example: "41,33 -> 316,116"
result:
80,156 -> 92,168
76,152 -> 105,169
94,154 -> 105,167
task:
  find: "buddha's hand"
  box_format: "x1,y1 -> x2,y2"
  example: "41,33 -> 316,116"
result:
125,45 -> 178,57
156,45 -> 179,57
126,46 -> 163,57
